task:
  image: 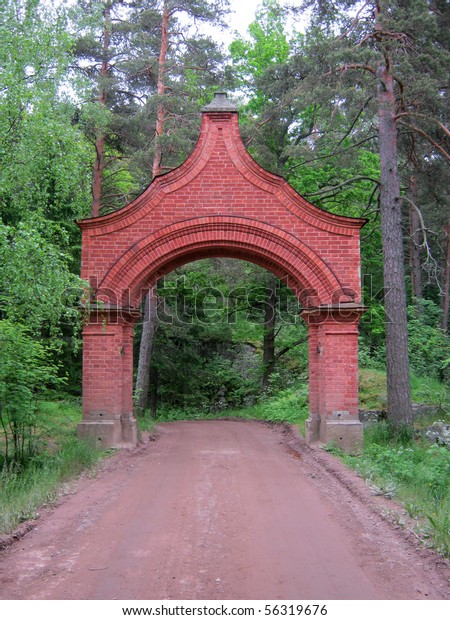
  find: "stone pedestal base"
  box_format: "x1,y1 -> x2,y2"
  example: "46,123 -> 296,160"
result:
319,419 -> 363,454
77,415 -> 137,449
306,415 -> 321,444
306,416 -> 363,455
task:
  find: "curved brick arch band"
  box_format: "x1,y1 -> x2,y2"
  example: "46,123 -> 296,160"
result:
78,92 -> 365,453
96,217 -> 349,309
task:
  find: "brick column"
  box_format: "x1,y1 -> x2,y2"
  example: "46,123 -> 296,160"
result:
302,305 -> 365,454
78,307 -> 139,448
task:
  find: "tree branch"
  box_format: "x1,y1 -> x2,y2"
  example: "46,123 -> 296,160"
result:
243,115 -> 275,148
303,176 -> 380,197
398,121 -> 450,161
401,195 -> 443,292
362,183 -> 380,216
335,63 -> 377,76
274,337 -> 307,361
336,97 -> 374,147
396,112 -> 450,139
287,135 -> 378,171
338,2 -> 370,40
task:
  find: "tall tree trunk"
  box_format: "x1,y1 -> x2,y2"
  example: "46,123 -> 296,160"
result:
149,365 -> 158,419
135,289 -> 158,415
262,274 -> 277,389
152,1 -> 169,179
91,0 -> 111,217
377,57 -> 413,426
408,176 -> 423,309
134,2 -> 169,415
441,222 -> 450,333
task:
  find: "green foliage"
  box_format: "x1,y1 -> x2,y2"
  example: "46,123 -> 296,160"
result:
0,396 -> 105,535
0,1 -> 91,227
293,0 -> 449,408
33,397 -> 85,446
407,300 -> 450,380
156,380 -> 310,433
70,0 -> 230,210
0,2 -> 92,405
358,368 -> 387,409
359,299 -> 449,381
0,104 -> 92,228
146,259 -> 307,414
250,382 -> 309,428
229,0 -> 290,111
0,435 -> 103,534
136,414 -> 158,435
339,422 -> 450,556
0,0 -> 71,116
0,219 -> 83,341
358,367 -> 449,412
0,321 -> 63,464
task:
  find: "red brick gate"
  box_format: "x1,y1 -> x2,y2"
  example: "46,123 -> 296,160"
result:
78,92 -> 366,452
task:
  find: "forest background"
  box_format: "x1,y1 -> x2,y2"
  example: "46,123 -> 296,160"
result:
0,0 -> 449,456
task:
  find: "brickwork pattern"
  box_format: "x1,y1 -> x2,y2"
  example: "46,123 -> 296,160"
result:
78,99 -> 366,451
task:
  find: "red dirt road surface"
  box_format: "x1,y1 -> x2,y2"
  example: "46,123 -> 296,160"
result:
0,420 -> 449,600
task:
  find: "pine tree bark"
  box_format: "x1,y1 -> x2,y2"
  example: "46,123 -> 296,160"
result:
135,289 -> 158,415
262,274 -> 277,389
134,1 -> 169,414
408,176 -> 423,307
91,0 -> 111,217
148,365 -> 158,419
377,59 -> 413,425
152,1 -> 169,179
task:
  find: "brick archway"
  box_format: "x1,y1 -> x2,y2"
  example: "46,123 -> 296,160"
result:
78,92 -> 366,452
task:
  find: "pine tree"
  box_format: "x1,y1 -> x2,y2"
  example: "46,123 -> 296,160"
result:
292,0 -> 450,425
70,0 -> 147,215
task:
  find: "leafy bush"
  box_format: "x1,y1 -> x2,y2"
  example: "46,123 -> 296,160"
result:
0,220 -> 82,342
407,301 -> 449,381
0,321 -> 62,465
253,384 -> 309,425
156,381 -> 310,432
359,299 -> 449,383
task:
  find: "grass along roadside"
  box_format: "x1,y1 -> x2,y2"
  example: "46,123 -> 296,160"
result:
0,398 -> 105,537
332,369 -> 450,558
359,368 -> 448,411
326,423 -> 450,558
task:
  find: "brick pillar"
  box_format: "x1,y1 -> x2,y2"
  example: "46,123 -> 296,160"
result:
302,305 -> 365,454
78,307 -> 139,448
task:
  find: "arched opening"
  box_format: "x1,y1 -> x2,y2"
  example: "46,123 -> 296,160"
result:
132,256 -> 308,422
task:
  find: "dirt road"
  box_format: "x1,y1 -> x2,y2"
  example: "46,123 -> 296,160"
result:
0,420 -> 448,600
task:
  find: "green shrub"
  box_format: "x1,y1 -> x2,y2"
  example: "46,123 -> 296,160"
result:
407,301 -> 449,381
0,321 -> 62,465
156,381 -> 310,432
